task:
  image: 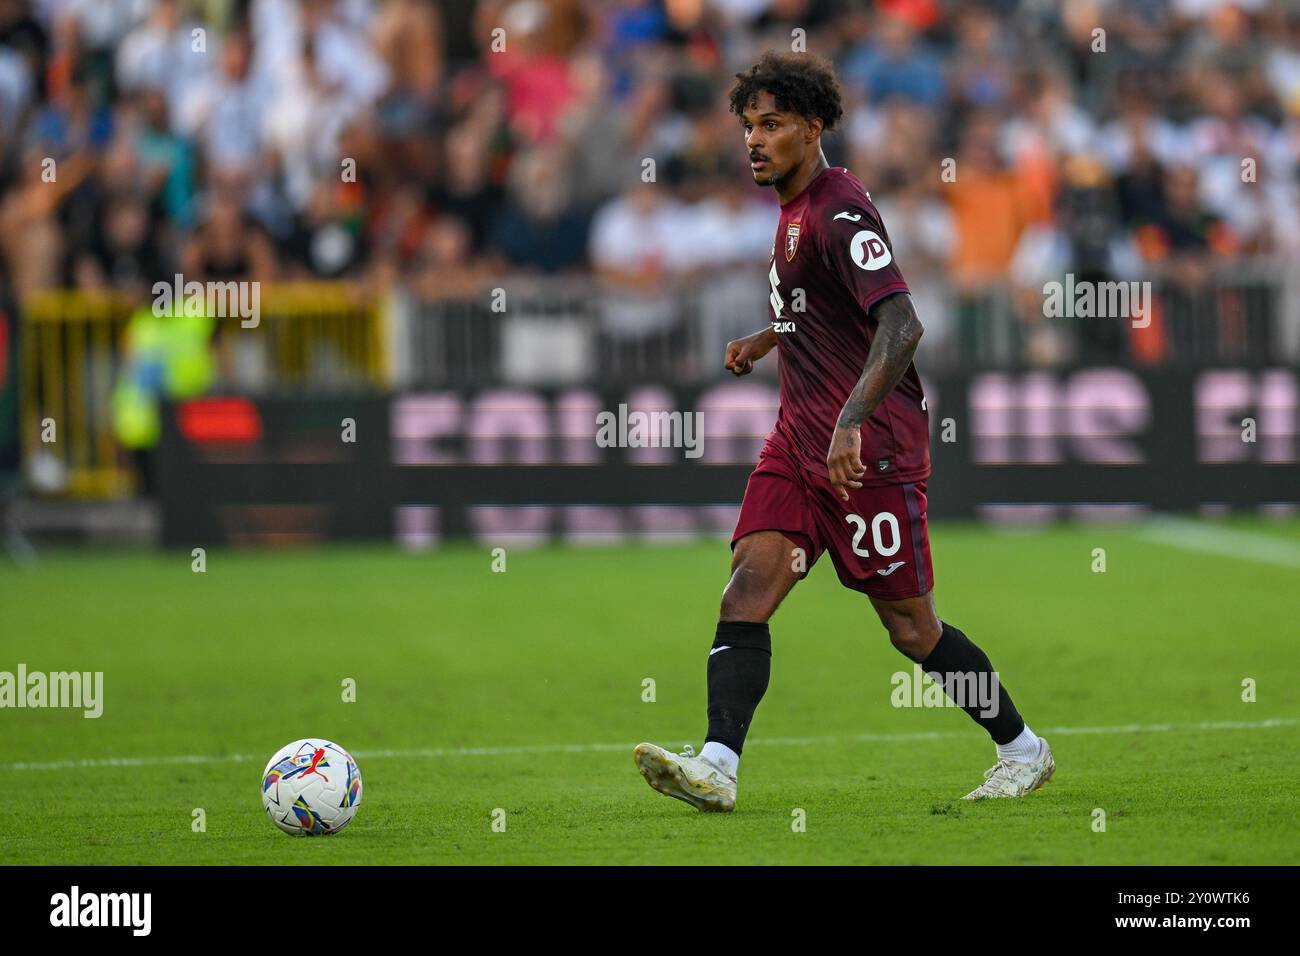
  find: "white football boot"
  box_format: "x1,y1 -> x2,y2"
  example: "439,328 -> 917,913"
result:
962,736 -> 1055,800
633,743 -> 737,812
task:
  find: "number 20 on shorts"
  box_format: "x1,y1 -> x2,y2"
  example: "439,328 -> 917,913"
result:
845,512 -> 901,558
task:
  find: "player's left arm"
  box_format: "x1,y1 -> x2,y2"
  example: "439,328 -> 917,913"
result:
817,199 -> 921,501
827,291 -> 922,501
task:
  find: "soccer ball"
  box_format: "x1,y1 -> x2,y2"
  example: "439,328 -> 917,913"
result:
261,738 -> 362,836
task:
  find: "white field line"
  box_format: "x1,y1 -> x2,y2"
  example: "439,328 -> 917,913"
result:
6,717 -> 1297,772
1139,517 -> 1300,569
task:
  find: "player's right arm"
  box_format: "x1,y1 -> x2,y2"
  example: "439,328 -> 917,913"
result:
725,327 -> 778,376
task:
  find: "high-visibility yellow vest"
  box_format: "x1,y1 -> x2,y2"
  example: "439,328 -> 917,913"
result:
112,306 -> 215,449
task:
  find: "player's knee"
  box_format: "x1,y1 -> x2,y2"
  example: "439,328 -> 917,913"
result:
880,608 -> 941,660
887,625 -> 928,660
719,582 -> 767,623
720,566 -> 777,623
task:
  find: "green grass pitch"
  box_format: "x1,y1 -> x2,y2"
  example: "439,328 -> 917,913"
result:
2,517 -> 1297,865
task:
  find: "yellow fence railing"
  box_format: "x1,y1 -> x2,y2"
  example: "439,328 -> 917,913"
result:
20,283 -> 388,499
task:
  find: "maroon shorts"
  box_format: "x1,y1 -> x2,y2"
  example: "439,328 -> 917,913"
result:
731,439 -> 934,601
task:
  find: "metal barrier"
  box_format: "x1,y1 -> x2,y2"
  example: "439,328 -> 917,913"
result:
398,261 -> 1298,387
21,291 -> 134,498
18,262 -> 1297,498
19,284 -> 387,498
397,272 -> 776,388
241,284 -> 388,393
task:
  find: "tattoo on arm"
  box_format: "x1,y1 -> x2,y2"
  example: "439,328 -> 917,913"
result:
836,293 -> 923,430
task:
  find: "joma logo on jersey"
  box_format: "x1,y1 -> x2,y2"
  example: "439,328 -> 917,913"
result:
785,222 -> 801,261
771,321 -> 796,333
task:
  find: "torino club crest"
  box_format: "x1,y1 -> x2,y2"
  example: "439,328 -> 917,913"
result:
785,222 -> 801,261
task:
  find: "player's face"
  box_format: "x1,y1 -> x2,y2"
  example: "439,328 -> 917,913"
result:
740,92 -> 812,188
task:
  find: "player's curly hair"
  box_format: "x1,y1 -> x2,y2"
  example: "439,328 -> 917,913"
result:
728,51 -> 844,132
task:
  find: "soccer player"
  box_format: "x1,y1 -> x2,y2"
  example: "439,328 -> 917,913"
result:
634,52 -> 1054,810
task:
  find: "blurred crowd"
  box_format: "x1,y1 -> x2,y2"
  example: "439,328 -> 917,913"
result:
1,0 -> 1298,365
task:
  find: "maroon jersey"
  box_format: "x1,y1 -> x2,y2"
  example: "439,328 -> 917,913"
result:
765,166 -> 930,485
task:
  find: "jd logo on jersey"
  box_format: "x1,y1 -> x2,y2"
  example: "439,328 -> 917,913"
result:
850,230 -> 891,271
785,222 -> 801,261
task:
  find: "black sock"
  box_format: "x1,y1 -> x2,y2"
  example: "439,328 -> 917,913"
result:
705,621 -> 771,755
919,621 -> 1025,746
